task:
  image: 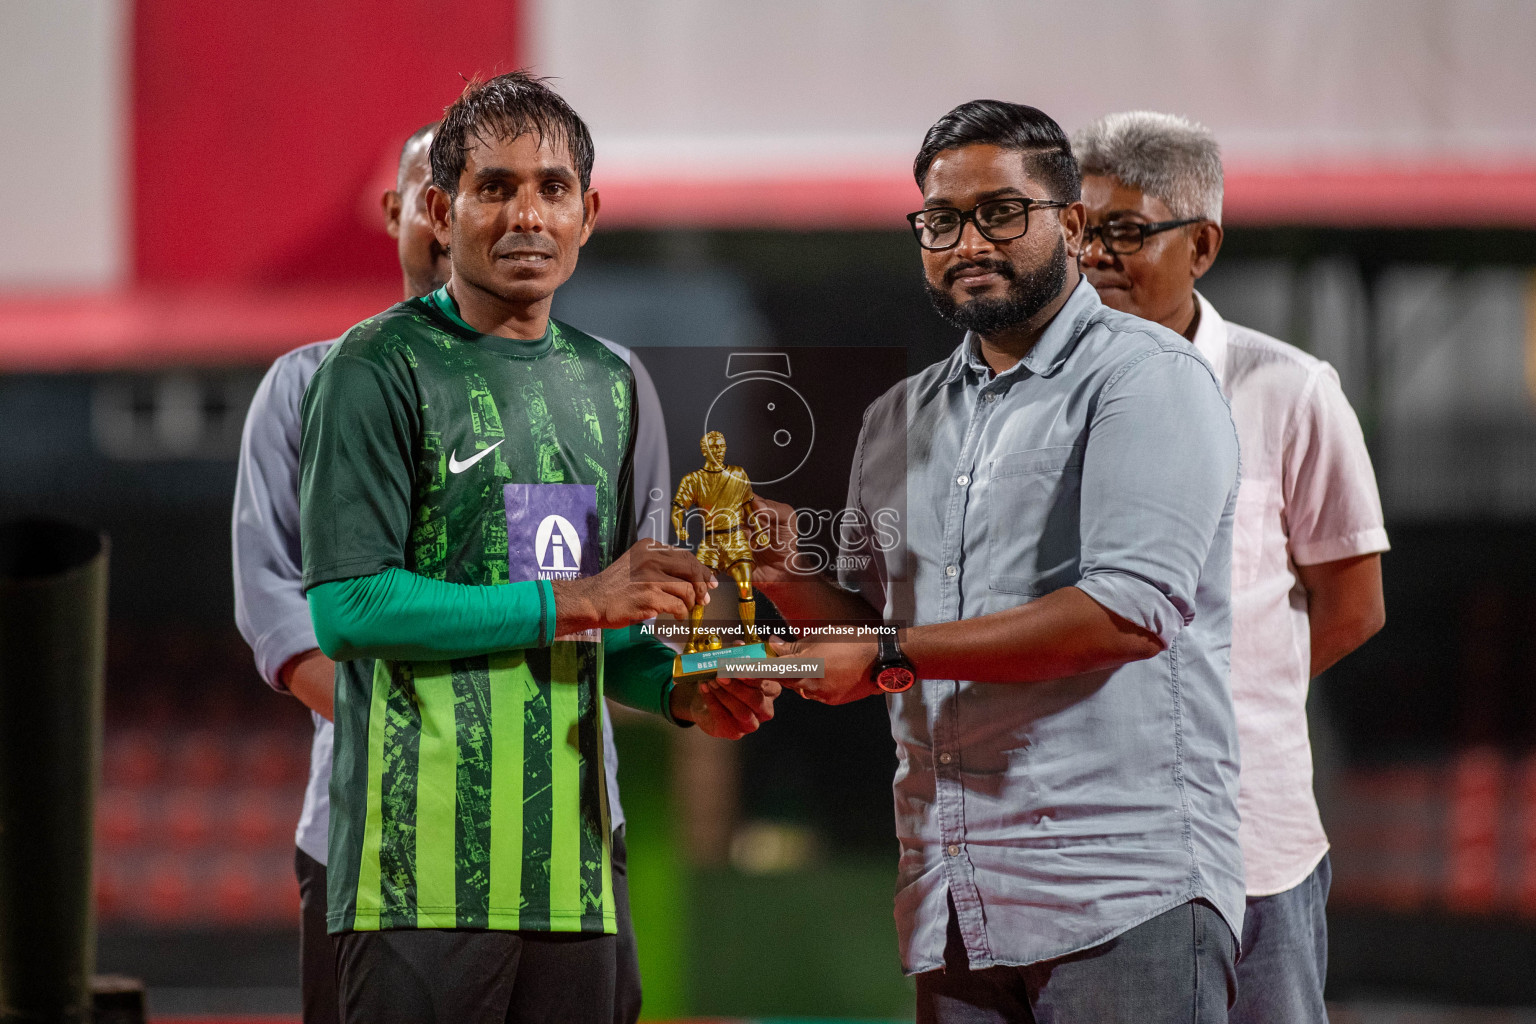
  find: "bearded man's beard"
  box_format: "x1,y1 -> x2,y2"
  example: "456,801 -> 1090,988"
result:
924,236 -> 1069,336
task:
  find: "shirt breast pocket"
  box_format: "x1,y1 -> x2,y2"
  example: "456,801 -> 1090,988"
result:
986,446 -> 1083,597
1232,477 -> 1274,589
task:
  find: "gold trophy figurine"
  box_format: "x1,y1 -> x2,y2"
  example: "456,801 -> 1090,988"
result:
672,431 -> 768,662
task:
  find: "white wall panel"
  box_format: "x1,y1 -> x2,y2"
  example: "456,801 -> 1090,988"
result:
0,0 -> 126,290
532,0 -> 1536,178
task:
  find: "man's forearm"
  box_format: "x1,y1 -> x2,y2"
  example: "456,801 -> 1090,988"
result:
1298,554 -> 1385,677
1310,621 -> 1376,679
756,574 -> 880,628
901,586 -> 1163,684
280,648 -> 335,721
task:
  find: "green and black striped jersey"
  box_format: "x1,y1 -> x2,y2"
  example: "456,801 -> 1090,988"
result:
300,288 -> 636,935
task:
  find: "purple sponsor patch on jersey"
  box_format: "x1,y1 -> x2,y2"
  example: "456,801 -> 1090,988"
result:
504,483 -> 602,583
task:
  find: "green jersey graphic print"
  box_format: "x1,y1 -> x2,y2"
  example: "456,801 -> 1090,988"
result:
300,290 -> 636,935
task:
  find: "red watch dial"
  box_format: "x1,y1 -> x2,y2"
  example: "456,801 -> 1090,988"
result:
876,665 -> 916,693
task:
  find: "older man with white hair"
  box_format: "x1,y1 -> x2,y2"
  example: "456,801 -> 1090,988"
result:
1074,111 -> 1389,1023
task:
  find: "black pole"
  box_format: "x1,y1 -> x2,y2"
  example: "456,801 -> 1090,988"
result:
0,520 -> 109,1024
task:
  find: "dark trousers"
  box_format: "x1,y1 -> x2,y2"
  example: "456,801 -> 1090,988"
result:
296,848 -> 340,1024
304,829 -> 642,1024
916,897 -> 1238,1024
336,926 -> 616,1024
610,828 -> 643,1024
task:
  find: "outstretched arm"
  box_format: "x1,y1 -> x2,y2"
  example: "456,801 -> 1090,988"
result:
310,540 -> 717,662
772,587 -> 1162,704
779,349 -> 1237,704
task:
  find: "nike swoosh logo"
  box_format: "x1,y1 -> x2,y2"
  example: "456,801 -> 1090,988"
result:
448,439 -> 504,474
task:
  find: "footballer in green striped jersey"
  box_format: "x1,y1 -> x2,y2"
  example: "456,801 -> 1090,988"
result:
304,296 -> 636,934
298,72 -> 778,1017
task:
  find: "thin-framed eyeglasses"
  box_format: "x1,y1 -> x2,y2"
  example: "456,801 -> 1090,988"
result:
1080,217 -> 1203,257
907,197 -> 1069,251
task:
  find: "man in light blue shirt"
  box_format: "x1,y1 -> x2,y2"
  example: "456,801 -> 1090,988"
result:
753,100 -> 1244,1021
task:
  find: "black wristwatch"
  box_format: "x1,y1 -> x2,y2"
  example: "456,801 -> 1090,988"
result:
871,631 -> 917,693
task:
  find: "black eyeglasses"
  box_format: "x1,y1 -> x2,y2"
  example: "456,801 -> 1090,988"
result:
907,197 -> 1069,251
1081,217 -> 1203,256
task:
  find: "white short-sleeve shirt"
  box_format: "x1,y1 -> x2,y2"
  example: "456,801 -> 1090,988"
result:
1191,292 -> 1390,896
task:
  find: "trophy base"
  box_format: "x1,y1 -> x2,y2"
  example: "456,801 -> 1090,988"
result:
673,642 -> 774,681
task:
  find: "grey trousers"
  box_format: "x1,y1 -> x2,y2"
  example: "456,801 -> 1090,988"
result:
916,897 -> 1238,1024
1229,855 -> 1331,1024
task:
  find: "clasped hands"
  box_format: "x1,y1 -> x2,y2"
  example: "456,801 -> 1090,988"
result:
549,501 -> 883,740
734,496 -> 884,707
547,538 -> 781,740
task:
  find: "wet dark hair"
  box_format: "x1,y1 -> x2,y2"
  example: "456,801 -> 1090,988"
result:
913,99 -> 1080,202
430,71 -> 595,195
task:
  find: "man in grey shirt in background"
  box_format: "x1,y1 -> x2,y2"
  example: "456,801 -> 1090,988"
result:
752,100 -> 1244,1021
232,123 -> 669,1024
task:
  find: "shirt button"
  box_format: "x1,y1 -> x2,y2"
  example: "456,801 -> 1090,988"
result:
984,392 -> 997,403
947,844 -> 961,857
956,474 -> 970,486
945,564 -> 957,577
939,752 -> 952,765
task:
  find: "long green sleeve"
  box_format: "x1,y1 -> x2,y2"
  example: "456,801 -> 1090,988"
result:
307,568 -> 555,662
603,625 -> 690,727
311,570 -> 689,727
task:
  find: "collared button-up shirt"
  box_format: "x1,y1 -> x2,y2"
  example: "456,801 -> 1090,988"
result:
839,278 -> 1245,973
1190,292 -> 1388,896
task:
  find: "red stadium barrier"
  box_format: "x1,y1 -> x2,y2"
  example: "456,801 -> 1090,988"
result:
139,857 -> 194,924
104,731 -> 164,788
239,732 -> 310,788
1330,765 -> 1440,910
209,855 -> 263,925
230,790 -> 292,850
1515,753 -> 1536,917
96,720 -> 310,926
96,788 -> 149,851
174,731 -> 233,789
1444,747 -> 1506,914
163,790 -> 216,850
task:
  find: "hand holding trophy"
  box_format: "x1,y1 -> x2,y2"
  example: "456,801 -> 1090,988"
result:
670,431 -> 775,679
